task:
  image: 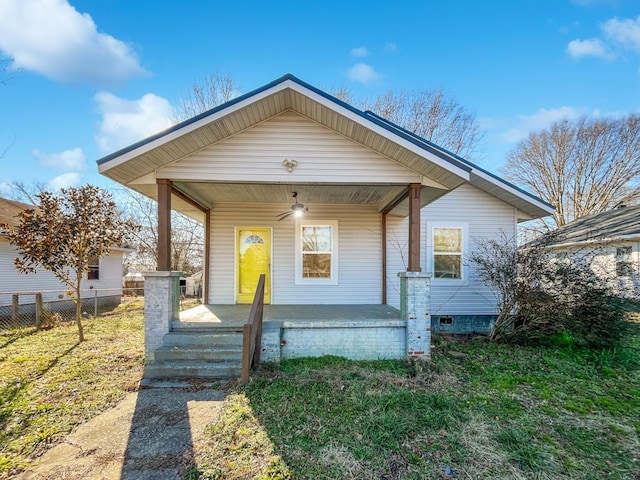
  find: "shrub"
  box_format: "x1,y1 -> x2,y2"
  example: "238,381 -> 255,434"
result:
468,233 -> 629,348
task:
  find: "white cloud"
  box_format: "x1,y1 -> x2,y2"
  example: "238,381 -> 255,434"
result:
0,0 -> 146,85
94,92 -> 173,152
347,63 -> 380,85
32,147 -> 85,170
602,16 -> 640,50
502,106 -> 586,143
48,172 -> 81,190
567,38 -> 612,59
350,46 -> 369,57
0,181 -> 11,196
383,43 -> 397,53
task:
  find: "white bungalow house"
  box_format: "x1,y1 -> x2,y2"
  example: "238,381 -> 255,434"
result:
533,205 -> 640,299
97,74 -> 552,377
0,197 -> 129,321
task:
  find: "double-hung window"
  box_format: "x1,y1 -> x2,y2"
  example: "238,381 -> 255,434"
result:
295,221 -> 338,285
428,223 -> 468,281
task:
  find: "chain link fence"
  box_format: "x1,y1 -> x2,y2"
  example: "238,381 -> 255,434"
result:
1,282 -> 203,331
0,288 -> 143,330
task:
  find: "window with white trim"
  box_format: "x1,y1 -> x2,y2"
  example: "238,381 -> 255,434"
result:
295,221 -> 338,285
428,223 -> 468,281
87,256 -> 100,280
616,246 -> 633,277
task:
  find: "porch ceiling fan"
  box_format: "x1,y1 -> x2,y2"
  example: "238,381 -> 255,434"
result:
276,191 -> 308,221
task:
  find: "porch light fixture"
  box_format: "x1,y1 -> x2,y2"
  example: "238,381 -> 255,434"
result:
293,205 -> 305,218
283,158 -> 298,172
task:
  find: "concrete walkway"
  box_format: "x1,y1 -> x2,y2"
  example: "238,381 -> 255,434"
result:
16,386 -> 226,480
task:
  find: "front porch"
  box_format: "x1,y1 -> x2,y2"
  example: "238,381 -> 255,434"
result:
178,303 -> 403,326
177,304 -> 406,363
142,271 -> 431,381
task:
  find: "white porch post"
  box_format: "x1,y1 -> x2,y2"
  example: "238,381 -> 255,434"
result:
143,271 -> 181,363
398,272 -> 431,359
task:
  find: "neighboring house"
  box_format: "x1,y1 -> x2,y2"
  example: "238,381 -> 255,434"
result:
0,196 -> 129,311
98,74 -> 553,364
531,205 -> 640,299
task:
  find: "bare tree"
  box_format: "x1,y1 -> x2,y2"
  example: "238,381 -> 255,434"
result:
361,88 -> 484,160
172,71 -> 240,123
4,180 -> 47,205
0,58 -> 13,86
118,189 -> 204,275
503,116 -> 640,229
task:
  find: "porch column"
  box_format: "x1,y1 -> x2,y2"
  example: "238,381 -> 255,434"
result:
203,209 -> 211,304
398,272 -> 431,359
143,271 -> 181,363
157,179 -> 172,271
408,183 -> 421,272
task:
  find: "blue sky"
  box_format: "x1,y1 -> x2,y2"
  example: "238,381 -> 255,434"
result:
1,0 -> 639,195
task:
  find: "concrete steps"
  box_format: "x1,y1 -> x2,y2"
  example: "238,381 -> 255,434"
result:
144,361 -> 242,379
144,325 -> 244,381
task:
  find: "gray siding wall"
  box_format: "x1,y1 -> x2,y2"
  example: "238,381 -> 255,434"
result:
0,239 -> 124,305
209,203 -> 382,304
159,111 -> 421,184
386,184 -> 517,315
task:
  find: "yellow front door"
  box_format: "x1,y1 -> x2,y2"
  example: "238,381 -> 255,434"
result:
237,228 -> 271,304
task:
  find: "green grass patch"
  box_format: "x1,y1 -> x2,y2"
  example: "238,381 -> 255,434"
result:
0,303 -> 144,477
192,307 -> 640,479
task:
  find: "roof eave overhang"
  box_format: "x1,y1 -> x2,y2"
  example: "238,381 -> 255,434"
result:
96,74 -> 552,219
97,76 -> 471,188
545,234 -> 640,250
469,170 -> 554,220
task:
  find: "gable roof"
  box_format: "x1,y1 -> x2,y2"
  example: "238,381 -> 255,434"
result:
97,73 -> 553,220
537,204 -> 640,248
0,197 -> 33,229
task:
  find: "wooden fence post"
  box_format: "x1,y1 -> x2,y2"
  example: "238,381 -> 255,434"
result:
35,293 -> 43,329
11,294 -> 18,326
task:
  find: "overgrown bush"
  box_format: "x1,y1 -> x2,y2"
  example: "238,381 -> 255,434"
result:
468,233 -> 629,348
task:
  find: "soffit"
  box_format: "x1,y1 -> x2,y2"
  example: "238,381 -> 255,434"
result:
100,87 -> 467,191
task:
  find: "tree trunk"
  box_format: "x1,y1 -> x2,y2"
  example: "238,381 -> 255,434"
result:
75,283 -> 84,342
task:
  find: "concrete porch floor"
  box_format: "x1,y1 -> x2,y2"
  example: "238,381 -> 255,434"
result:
178,304 -> 402,327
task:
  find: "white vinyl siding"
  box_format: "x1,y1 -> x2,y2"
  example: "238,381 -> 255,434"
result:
555,242 -> 640,298
0,239 -> 124,305
209,203 -> 381,304
158,111 -> 422,184
386,184 -> 517,315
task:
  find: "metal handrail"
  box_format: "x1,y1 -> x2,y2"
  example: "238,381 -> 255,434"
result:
241,274 -> 265,383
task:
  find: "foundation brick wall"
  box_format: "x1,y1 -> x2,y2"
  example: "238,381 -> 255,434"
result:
259,321 -> 407,362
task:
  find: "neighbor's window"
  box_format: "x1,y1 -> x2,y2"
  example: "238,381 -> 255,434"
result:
433,227 -> 464,279
87,256 -> 100,280
295,221 -> 339,285
616,246 -> 633,277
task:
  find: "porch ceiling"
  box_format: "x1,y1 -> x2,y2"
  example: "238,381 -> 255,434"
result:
133,182 -> 449,221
